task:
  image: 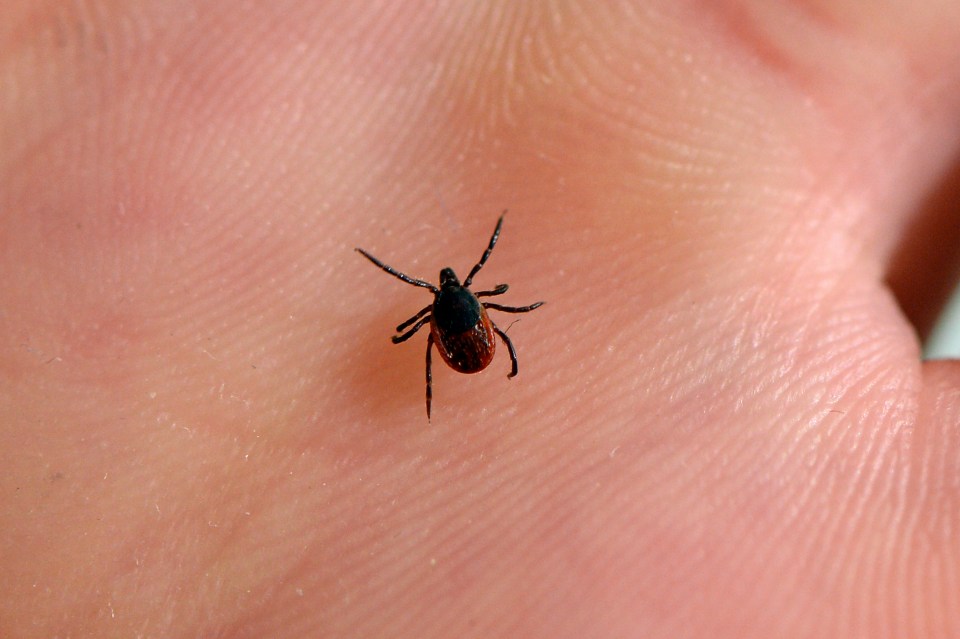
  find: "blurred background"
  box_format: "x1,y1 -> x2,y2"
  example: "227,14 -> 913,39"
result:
926,287 -> 960,358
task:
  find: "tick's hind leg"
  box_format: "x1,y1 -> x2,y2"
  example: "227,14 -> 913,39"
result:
492,323 -> 519,378
426,332 -> 434,420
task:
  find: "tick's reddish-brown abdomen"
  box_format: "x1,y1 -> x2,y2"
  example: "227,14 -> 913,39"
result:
431,305 -> 496,374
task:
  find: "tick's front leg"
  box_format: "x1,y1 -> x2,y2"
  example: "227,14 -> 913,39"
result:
483,301 -> 544,314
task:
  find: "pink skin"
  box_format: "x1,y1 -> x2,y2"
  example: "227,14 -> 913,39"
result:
3,1 -> 960,637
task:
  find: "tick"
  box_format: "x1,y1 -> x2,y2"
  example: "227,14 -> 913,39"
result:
356,213 -> 544,419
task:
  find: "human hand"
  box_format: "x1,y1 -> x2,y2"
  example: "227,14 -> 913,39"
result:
3,2 -> 960,637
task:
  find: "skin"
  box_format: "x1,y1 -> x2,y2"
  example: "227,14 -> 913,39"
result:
2,1 -> 960,637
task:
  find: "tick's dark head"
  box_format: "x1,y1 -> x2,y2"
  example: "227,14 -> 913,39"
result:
439,268 -> 460,288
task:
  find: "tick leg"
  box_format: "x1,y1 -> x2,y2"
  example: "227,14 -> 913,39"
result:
392,315 -> 431,344
396,304 -> 432,332
356,248 -> 439,293
426,332 -> 434,420
463,212 -> 506,287
483,301 -> 544,313
475,284 -> 509,298
492,323 -> 519,378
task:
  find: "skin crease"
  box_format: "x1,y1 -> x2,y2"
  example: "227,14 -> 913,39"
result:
2,1 -> 960,637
